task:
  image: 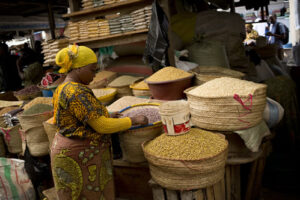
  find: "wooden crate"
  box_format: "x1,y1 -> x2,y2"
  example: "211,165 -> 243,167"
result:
149,179 -> 226,200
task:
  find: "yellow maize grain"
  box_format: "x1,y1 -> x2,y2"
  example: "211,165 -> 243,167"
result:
132,80 -> 149,90
146,67 -> 192,82
144,128 -> 228,160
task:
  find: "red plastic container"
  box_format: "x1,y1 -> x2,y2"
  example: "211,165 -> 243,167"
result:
146,75 -> 194,100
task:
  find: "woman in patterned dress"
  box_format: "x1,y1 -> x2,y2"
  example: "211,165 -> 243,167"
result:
51,44 -> 148,200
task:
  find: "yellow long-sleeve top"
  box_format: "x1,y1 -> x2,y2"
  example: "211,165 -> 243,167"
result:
53,81 -> 131,141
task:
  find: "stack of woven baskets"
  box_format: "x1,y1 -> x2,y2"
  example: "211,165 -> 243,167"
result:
141,100 -> 228,190
108,75 -> 143,98
185,77 -> 267,131
130,80 -> 151,98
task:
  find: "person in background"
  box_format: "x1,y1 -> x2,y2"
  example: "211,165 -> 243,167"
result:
245,23 -> 259,42
34,40 -> 44,64
266,14 -> 287,60
0,43 -> 22,91
51,44 -> 148,200
16,47 -> 43,87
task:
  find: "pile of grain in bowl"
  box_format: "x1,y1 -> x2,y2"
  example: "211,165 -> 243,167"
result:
144,128 -> 228,160
146,67 -> 192,82
188,77 -> 267,97
122,106 -> 161,124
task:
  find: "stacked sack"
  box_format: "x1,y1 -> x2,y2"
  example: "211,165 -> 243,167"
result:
144,5 -> 152,27
79,20 -> 89,40
81,0 -> 94,9
131,8 -> 147,31
120,15 -> 134,33
109,17 -> 122,35
19,104 -> 53,157
43,39 -> 69,65
185,77 -> 267,131
98,19 -> 110,37
68,21 -> 79,41
104,0 -> 116,5
94,0 -> 105,7
42,41 -> 52,65
142,100 -> 228,190
87,19 -> 99,39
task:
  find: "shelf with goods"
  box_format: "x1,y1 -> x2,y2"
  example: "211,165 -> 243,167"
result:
65,0 -> 152,48
70,28 -> 148,48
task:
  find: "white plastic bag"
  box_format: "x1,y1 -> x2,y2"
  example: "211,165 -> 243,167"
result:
175,50 -> 198,71
0,158 -> 36,200
263,97 -> 284,128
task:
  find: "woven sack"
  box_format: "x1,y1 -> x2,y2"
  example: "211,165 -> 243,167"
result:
185,81 -> 267,131
19,111 -> 53,156
142,134 -> 228,190
43,120 -> 57,148
120,124 -> 162,163
0,125 -> 22,154
190,66 -> 245,85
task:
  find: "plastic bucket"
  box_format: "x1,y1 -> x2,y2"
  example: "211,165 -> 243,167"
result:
159,100 -> 191,136
42,90 -> 53,97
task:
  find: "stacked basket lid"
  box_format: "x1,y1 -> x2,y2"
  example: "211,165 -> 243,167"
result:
130,80 -> 151,98
190,66 -> 245,85
185,77 -> 267,131
108,75 -> 143,98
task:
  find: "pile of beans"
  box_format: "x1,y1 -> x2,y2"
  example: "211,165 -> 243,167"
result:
23,104 -> 53,115
122,106 -> 161,124
144,128 -> 228,160
14,85 -> 40,95
23,97 -> 53,110
146,67 -> 192,82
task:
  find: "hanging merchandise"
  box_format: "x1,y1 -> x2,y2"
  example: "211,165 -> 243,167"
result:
187,35 -> 230,68
98,47 -> 118,71
143,0 -> 169,72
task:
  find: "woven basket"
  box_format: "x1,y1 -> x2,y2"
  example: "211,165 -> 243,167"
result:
0,125 -> 22,154
185,86 -> 267,131
190,66 -> 245,85
132,89 -> 151,98
92,88 -> 117,105
116,86 -> 133,98
120,124 -> 163,163
43,118 -> 57,148
142,135 -> 228,190
19,111 -> 53,156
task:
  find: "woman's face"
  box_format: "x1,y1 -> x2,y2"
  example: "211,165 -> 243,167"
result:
76,63 -> 97,85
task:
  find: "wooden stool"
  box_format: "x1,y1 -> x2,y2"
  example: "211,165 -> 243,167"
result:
149,178 -> 226,200
225,134 -> 273,200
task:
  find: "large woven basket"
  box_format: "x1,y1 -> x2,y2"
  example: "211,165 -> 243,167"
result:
120,124 -> 163,163
92,88 -> 117,105
43,117 -> 57,148
19,111 -> 53,156
190,66 -> 245,85
132,89 -> 152,98
185,86 -> 267,131
0,125 -> 22,154
142,135 -> 228,190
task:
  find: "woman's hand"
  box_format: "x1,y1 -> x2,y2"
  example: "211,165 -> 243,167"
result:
130,115 -> 149,126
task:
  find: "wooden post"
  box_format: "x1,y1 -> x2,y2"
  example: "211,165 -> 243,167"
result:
230,0 -> 235,13
47,0 -> 56,39
260,6 -> 265,21
68,0 -> 81,13
265,5 -> 269,18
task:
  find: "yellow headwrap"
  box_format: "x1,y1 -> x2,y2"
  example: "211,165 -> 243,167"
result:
55,44 -> 97,74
